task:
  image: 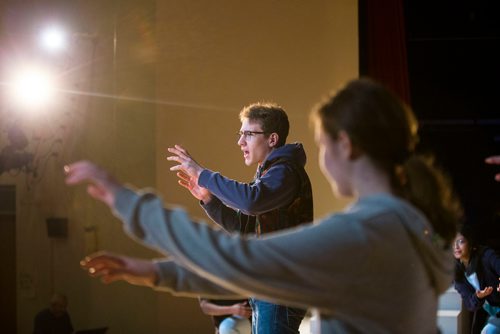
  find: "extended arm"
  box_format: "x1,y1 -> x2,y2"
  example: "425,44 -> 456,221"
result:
64,160 -> 358,312
454,279 -> 485,311
173,155 -> 251,233
79,252 -> 248,298
199,299 -> 252,318
168,145 -> 299,214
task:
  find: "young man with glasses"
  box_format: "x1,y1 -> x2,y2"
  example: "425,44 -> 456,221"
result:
167,103 -> 314,334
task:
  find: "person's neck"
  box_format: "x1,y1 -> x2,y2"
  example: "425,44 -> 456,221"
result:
351,156 -> 393,198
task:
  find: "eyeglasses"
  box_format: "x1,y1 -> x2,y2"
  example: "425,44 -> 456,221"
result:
236,130 -> 267,141
454,238 -> 466,247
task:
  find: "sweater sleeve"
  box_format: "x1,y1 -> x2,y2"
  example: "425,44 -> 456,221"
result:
454,279 -> 484,311
200,196 -> 250,233
152,259 -> 247,299
113,186 -> 355,311
197,162 -> 299,215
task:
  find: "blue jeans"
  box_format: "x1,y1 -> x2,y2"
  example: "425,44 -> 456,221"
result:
250,298 -> 306,334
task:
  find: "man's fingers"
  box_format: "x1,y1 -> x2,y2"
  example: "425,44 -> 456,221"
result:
167,146 -> 189,160
177,171 -> 190,181
166,155 -> 182,163
174,144 -> 189,155
170,165 -> 182,172
177,180 -> 190,190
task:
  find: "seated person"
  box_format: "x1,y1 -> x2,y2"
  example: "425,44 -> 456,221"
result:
453,226 -> 500,334
199,298 -> 251,334
33,293 -> 74,334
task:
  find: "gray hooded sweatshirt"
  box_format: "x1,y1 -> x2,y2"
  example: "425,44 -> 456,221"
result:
114,188 -> 453,334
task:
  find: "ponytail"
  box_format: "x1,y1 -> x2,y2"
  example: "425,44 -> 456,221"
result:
398,155 -> 461,246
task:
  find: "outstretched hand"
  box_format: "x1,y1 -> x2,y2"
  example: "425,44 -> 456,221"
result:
231,301 -> 252,318
80,252 -> 159,287
64,161 -> 121,207
485,156 -> 500,182
176,170 -> 212,203
167,145 -> 205,184
476,286 -> 494,299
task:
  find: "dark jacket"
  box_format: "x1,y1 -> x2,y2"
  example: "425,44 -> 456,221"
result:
33,308 -> 73,334
198,142 -> 313,235
454,247 -> 500,312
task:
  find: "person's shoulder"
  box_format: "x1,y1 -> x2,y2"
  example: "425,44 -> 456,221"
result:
345,194 -> 408,218
34,307 -> 51,319
480,246 -> 500,260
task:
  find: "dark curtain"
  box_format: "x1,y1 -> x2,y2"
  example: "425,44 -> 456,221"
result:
359,0 -> 411,104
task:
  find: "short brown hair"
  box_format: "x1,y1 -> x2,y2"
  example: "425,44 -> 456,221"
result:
239,103 -> 289,147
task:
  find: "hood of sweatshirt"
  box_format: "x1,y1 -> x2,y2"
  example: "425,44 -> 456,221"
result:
361,194 -> 454,295
261,142 -> 307,170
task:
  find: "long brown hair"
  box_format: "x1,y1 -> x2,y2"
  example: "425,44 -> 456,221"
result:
312,78 -> 461,246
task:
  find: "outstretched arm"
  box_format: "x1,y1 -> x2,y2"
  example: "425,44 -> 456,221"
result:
81,252 -> 246,298
64,160 -> 352,312
199,299 -> 252,318
64,161 -> 120,206
177,163 -> 248,233
80,252 -> 159,287
168,144 -> 300,214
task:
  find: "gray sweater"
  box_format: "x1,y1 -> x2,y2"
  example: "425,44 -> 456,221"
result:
114,187 -> 453,334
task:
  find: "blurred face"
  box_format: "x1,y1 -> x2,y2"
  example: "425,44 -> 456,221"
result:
453,233 -> 470,263
315,124 -> 353,197
49,297 -> 67,318
237,118 -> 274,166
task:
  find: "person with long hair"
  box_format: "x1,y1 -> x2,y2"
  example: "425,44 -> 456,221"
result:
454,226 -> 500,334
65,78 -> 461,333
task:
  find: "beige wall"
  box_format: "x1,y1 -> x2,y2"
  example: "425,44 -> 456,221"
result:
154,1 -> 357,332
156,0 -> 358,219
1,1 -> 357,333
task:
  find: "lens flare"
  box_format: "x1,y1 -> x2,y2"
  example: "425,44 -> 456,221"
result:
40,26 -> 67,53
9,65 -> 57,110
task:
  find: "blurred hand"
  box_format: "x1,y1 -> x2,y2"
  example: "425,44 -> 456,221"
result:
64,161 -> 121,207
485,156 -> 500,182
80,252 -> 159,287
231,301 -> 252,318
476,286 -> 494,299
167,145 -> 204,183
176,170 -> 212,203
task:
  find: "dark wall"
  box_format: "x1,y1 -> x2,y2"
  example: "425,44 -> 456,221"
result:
404,0 -> 500,240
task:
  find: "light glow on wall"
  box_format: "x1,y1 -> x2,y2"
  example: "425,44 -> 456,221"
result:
8,64 -> 57,110
39,26 -> 67,53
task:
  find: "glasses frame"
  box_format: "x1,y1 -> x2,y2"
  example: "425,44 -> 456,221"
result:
236,130 -> 268,141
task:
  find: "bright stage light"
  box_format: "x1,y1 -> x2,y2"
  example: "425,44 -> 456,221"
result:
9,65 -> 57,110
39,26 -> 67,53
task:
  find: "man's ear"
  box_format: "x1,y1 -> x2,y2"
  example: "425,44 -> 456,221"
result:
268,133 -> 279,148
337,130 -> 359,160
